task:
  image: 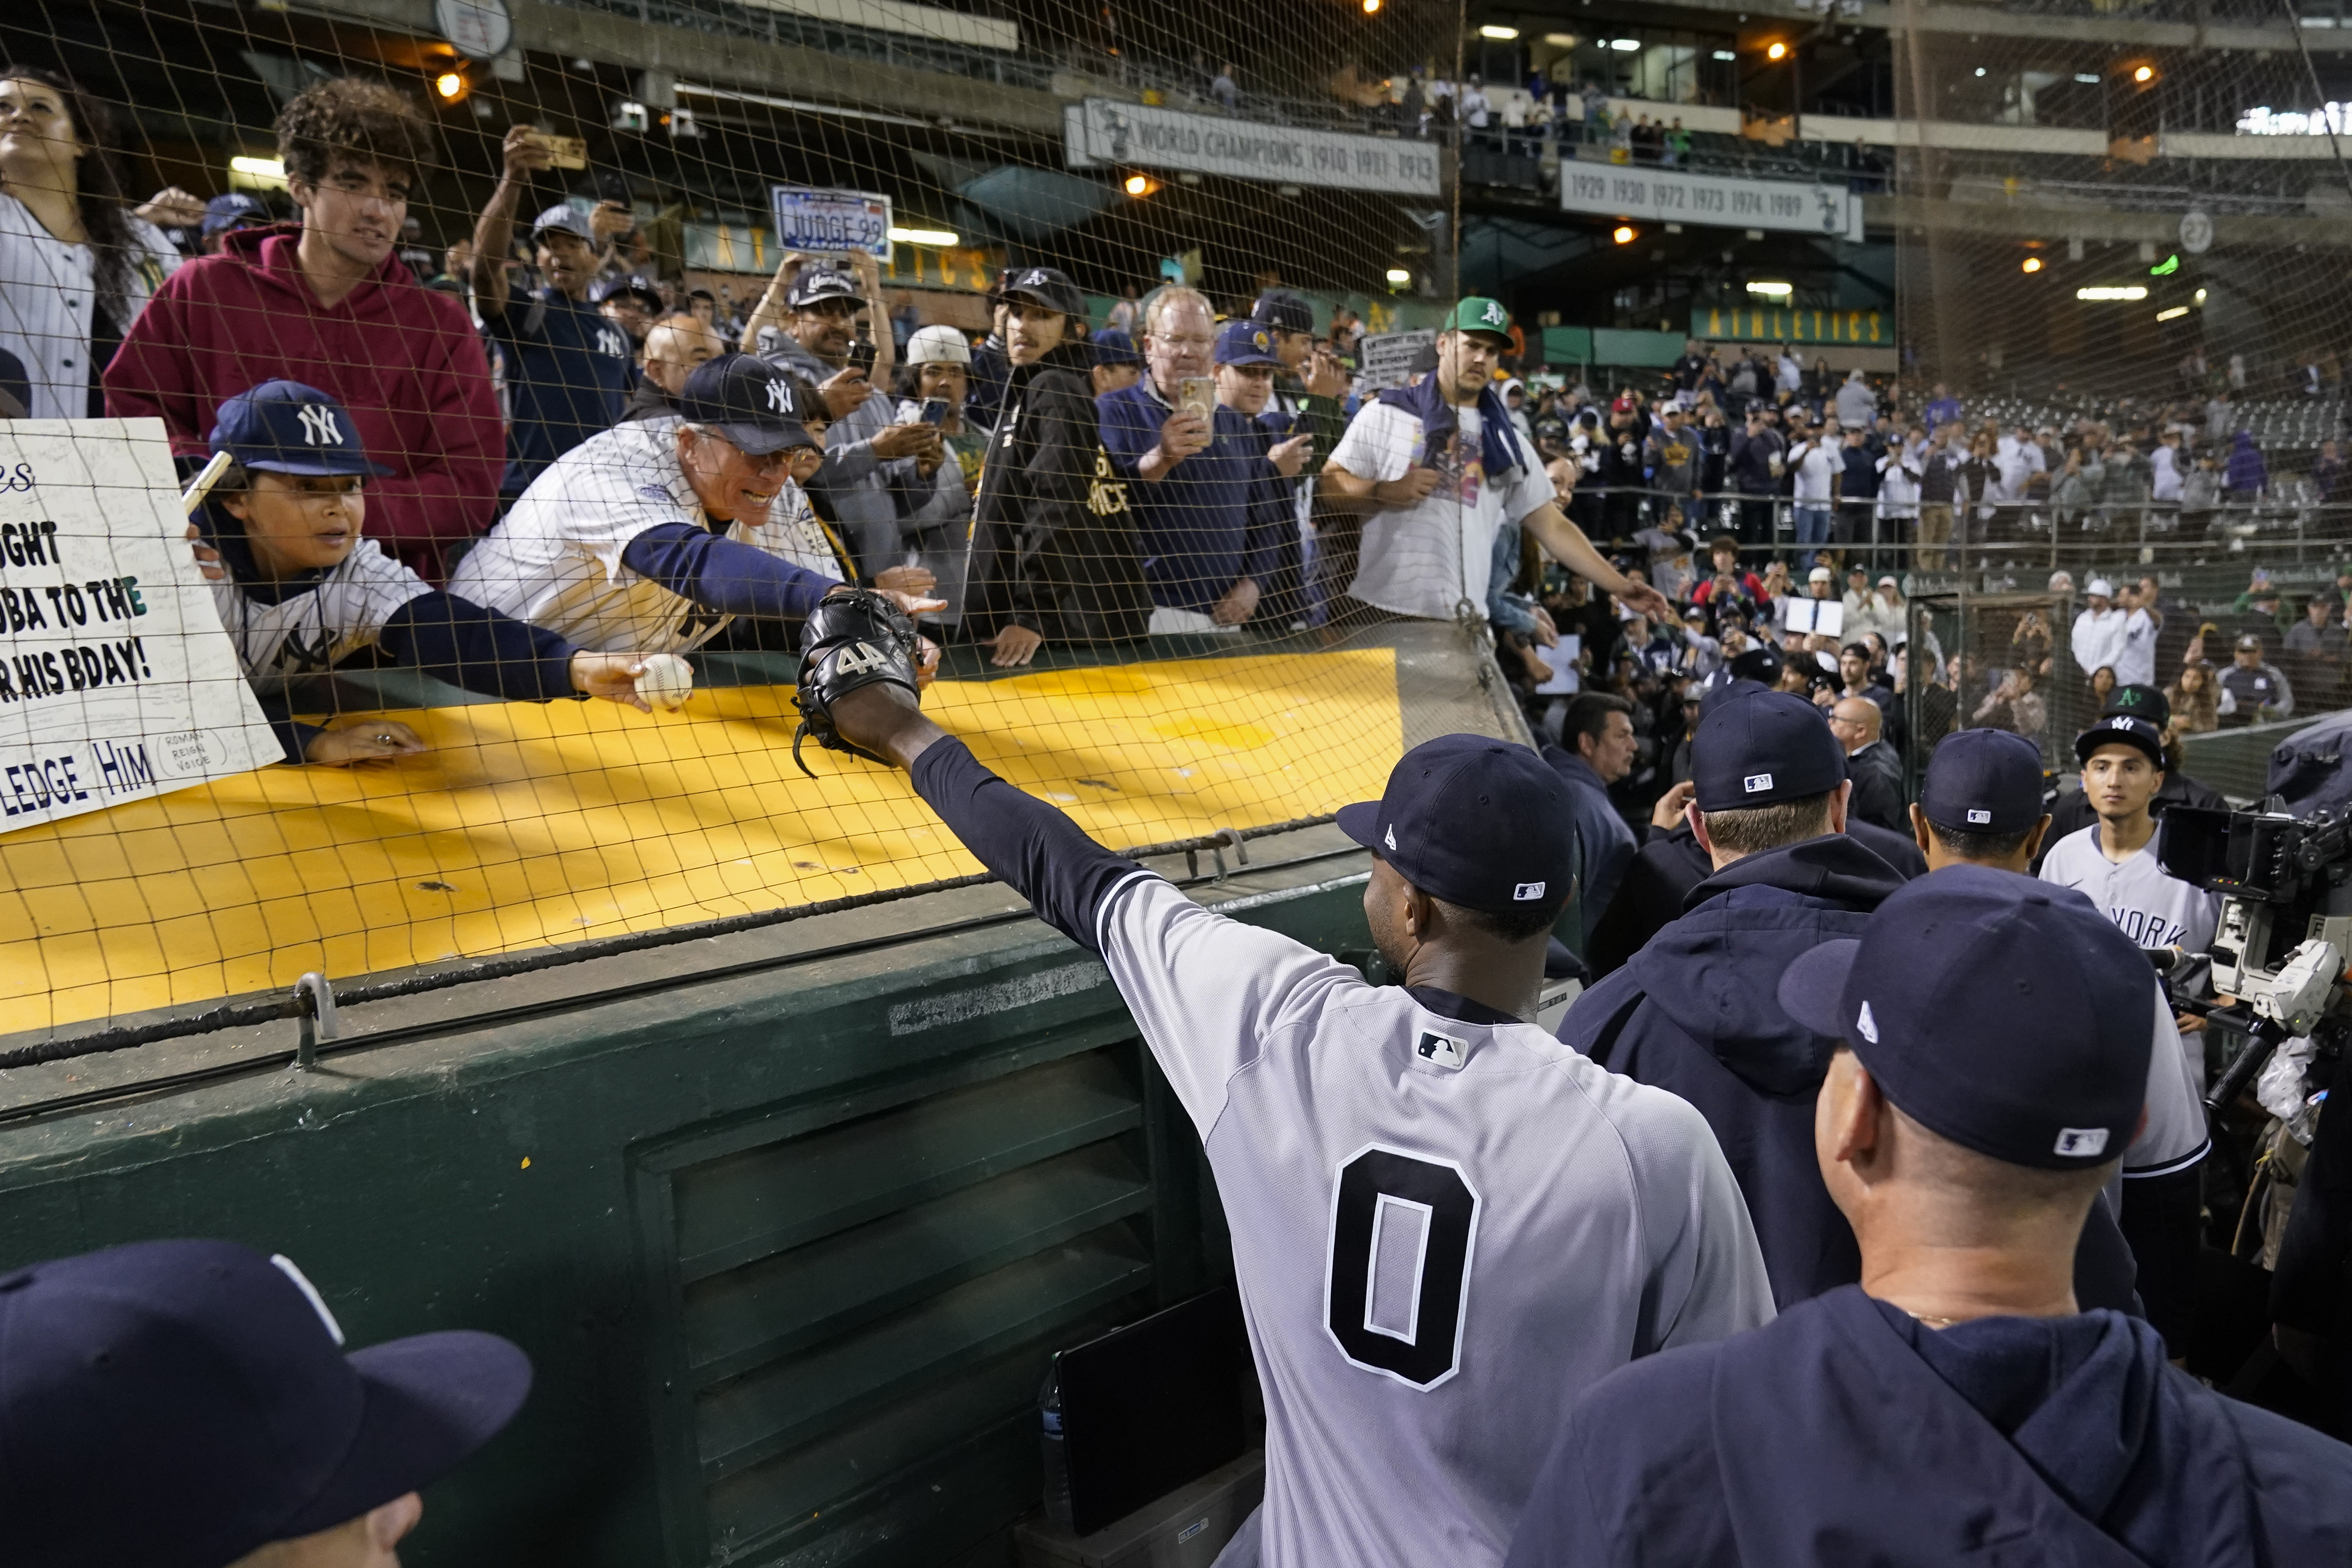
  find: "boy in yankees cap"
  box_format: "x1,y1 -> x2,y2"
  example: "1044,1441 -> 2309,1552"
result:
191,381 -> 658,765
2039,711 -> 2222,957
0,1237 -> 530,1568
820,678 -> 1770,1568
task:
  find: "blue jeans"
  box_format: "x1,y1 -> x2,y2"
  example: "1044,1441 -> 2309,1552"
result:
1794,504 -> 1833,546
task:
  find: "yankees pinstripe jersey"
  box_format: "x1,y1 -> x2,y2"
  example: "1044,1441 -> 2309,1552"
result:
2039,823 -> 2221,954
209,540 -> 431,693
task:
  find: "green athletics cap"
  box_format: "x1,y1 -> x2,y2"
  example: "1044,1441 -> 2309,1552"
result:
1447,297 -> 1514,341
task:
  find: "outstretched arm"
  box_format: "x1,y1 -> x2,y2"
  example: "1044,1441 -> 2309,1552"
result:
1521,500 -> 1673,623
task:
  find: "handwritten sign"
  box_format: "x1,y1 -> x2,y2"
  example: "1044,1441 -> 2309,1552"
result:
0,421 -> 279,834
769,185 -> 894,262
1559,164 -> 1862,242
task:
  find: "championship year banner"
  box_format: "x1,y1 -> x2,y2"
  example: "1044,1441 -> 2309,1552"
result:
1560,163 -> 1864,242
768,184 -> 894,262
1354,330 -> 1437,394
0,420 -> 280,834
1064,99 -> 1442,197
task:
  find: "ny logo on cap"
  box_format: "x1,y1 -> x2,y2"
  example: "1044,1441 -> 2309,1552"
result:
1384,824 -> 1397,852
296,405 -> 343,447
1855,1000 -> 1879,1044
1415,1031 -> 1466,1070
1743,772 -> 1774,794
2106,715 -> 2137,732
1967,808 -> 1992,825
1513,881 -> 1545,902
1479,301 -> 1506,325
766,379 -> 795,414
2054,1127 -> 2109,1157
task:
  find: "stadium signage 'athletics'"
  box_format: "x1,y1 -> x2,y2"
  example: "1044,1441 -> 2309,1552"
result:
0,422 -> 280,834
1065,99 -> 1443,196
1560,165 -> 1865,242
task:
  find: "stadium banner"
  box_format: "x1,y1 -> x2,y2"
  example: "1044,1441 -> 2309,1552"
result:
768,184 -> 895,262
1560,163 -> 1864,241
1064,99 -> 1444,197
1689,306 -> 1891,345
0,420 -> 280,836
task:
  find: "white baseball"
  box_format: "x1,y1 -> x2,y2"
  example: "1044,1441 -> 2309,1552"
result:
634,653 -> 696,711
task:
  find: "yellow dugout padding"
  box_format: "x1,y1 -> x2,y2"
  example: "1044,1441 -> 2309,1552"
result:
0,650 -> 1402,1031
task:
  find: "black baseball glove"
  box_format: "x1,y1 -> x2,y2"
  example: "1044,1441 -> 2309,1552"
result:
792,588 -> 922,774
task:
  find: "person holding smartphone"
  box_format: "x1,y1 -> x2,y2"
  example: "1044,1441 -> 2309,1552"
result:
890,323 -> 987,625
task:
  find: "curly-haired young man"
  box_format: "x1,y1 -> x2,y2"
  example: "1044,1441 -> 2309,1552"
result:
107,77 -> 502,582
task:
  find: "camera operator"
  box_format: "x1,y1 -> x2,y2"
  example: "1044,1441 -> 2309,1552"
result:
1913,729 -> 2211,1355
2040,714 -> 2222,960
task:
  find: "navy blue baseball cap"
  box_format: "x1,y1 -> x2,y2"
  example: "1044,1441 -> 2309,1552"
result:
1215,320 -> 1282,369
591,273 -> 664,312
1092,328 -> 1143,367
201,191 -> 269,237
1726,645 -> 1784,687
1697,674 -> 1769,719
1250,290 -> 1315,335
2074,712 -> 2166,769
1920,728 -> 2047,836
209,381 -> 392,476
785,266 -> 862,310
1777,866 -> 2154,1170
1337,735 -> 1576,914
681,353 -> 819,456
999,265 -> 1085,318
1690,688 -> 1846,812
0,1239 -> 530,1568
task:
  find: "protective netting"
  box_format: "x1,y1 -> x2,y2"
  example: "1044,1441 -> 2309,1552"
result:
0,0 -> 1503,1035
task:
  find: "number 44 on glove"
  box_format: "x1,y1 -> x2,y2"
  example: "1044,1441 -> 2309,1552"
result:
792,588 -> 938,775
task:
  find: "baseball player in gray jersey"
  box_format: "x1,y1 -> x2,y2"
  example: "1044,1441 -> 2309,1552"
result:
2039,714 -> 2221,956
813,673 -> 1773,1568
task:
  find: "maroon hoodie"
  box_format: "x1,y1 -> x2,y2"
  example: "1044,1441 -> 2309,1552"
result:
104,224 -> 501,583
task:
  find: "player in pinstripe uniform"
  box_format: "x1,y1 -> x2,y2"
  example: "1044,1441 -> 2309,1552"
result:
2039,714 -> 2221,956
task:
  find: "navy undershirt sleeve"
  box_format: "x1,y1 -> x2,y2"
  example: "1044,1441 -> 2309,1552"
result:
910,736 -> 1146,952
621,523 -> 840,619
380,592 -> 578,701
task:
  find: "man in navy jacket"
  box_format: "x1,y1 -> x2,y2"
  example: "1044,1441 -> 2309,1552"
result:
1510,869 -> 2352,1567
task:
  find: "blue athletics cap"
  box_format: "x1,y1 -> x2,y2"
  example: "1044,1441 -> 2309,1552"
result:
1092,327 -> 1143,367
2074,711 -> 2166,770
201,191 -> 269,237
1215,320 -> 1282,368
1336,735 -> 1576,914
209,380 -> 393,476
1690,687 -> 1846,812
1920,728 -> 2046,836
0,1238 -> 531,1567
1776,866 -> 2154,1170
681,352 -> 820,456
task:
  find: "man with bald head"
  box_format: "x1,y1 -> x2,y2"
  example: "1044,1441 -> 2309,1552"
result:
623,311 -> 726,425
1828,695 -> 1905,834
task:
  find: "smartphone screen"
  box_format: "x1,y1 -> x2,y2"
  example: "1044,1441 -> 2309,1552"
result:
847,339 -> 877,375
920,398 -> 950,427
1179,376 -> 1217,420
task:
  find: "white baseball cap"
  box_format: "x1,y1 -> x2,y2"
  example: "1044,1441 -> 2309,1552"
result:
906,325 -> 973,366
2087,577 -> 2115,597
1808,566 -> 1833,584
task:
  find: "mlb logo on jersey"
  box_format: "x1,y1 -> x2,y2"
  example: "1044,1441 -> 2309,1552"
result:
1743,772 -> 1774,794
1415,1031 -> 1466,1070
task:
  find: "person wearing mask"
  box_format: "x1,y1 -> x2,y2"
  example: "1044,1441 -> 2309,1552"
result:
1508,870 -> 2352,1568
1095,285 -> 1297,632
2040,713 -> 2222,956
2,1237 -> 535,1568
468,128 -> 639,504
1829,696 -> 1905,836
0,67 -> 183,420
1909,729 -> 2210,1354
753,260 -> 940,580
452,353 -> 939,659
1560,687 -> 2136,1311
105,77 -> 501,584
1542,692 -> 1641,941
620,311 -> 723,426
1322,297 -> 1671,633
2218,632 -> 2295,723
966,266 -> 1148,665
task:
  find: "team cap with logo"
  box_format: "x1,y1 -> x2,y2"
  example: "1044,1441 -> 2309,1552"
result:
997,265 -> 1085,318
1250,290 -> 1315,335
785,266 -> 863,309
1215,320 -> 1282,368
1446,297 -> 1514,343
2073,712 -> 2166,770
208,381 -> 392,476
680,353 -> 819,456
1919,728 -> 2045,836
1777,866 -> 2153,1170
1335,734 -> 1576,915
529,204 -> 596,243
1690,688 -> 1846,812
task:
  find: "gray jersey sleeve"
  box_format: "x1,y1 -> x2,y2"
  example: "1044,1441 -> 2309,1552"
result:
1095,874 -> 1369,1137
1604,1080 -> 1778,1354
2124,980 -> 2209,1178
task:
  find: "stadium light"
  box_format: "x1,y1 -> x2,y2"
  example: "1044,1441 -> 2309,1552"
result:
1480,25 -> 1519,40
1361,0 -> 1379,12
1385,267 -> 1412,284
1544,34 -> 1576,46
1613,224 -> 1637,244
2074,73 -> 2100,84
888,226 -> 959,246
1123,173 -> 1158,197
1766,41 -> 1787,61
1745,280 -> 1792,297
2021,257 -> 2043,272
1712,50 -> 1737,61
1610,38 -> 1641,52
2076,285 -> 2148,301
228,155 -> 285,180
434,70 -> 467,102
2195,287 -> 2209,303
2134,65 -> 2156,83
2156,305 -> 2190,321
